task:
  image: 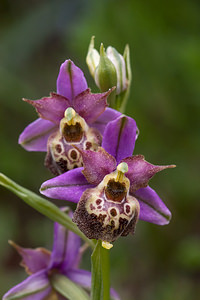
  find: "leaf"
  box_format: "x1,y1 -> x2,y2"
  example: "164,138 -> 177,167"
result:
50,274 -> 90,300
0,173 -> 94,248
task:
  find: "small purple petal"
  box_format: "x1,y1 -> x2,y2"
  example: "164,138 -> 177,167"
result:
60,230 -> 81,271
102,115 -> 137,163
49,222 -> 68,269
57,60 -> 88,101
67,269 -> 91,289
3,270 -> 51,300
133,186 -> 172,225
24,93 -> 70,124
9,241 -> 50,275
122,155 -> 176,192
79,147 -> 117,185
110,288 -> 121,300
73,88 -> 115,124
92,107 -> 121,134
50,209 -> 81,271
40,168 -> 92,201
19,118 -> 57,152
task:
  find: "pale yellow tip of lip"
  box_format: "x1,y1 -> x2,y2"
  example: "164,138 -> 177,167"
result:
102,241 -> 113,250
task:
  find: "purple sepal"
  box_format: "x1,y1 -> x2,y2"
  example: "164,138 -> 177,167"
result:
57,59 -> 88,101
134,186 -> 172,225
73,88 -> 114,124
122,155 -> 175,192
24,93 -> 70,124
49,221 -> 68,269
67,269 -> 91,289
9,241 -> 50,275
50,219 -> 81,271
3,270 -> 51,300
92,107 -> 121,134
60,229 -> 81,271
110,288 -> 121,300
40,168 -> 92,201
79,147 -> 117,185
102,115 -> 137,163
18,118 -> 57,152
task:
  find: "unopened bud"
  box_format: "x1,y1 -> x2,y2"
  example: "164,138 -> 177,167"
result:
86,36 -> 100,77
106,46 -> 127,94
94,44 -> 117,94
86,36 -> 132,113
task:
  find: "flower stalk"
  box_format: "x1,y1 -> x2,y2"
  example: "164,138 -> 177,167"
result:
91,240 -> 111,300
101,243 -> 111,300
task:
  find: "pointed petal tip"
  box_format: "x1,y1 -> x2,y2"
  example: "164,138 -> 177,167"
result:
157,212 -> 172,226
108,85 -> 116,95
135,186 -> 172,226
169,164 -> 176,169
164,212 -> 172,225
22,97 -> 33,105
155,163 -> 176,173
156,206 -> 172,225
161,164 -> 176,169
8,240 -> 18,249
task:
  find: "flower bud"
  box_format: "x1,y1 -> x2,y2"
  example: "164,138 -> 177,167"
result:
86,36 -> 132,112
94,44 -> 117,93
106,46 -> 127,95
86,36 -> 100,77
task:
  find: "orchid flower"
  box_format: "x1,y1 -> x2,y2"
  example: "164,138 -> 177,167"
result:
3,210 -> 119,300
3,213 -> 90,299
40,115 -> 175,244
19,60 -> 120,175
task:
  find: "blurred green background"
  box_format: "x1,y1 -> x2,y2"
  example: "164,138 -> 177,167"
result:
0,0 -> 200,299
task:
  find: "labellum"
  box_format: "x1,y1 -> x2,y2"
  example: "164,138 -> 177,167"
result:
73,162 -> 140,243
45,108 -> 102,175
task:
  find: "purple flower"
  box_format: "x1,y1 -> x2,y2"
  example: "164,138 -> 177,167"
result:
40,116 -> 175,243
3,213 -> 92,300
19,60 -> 120,175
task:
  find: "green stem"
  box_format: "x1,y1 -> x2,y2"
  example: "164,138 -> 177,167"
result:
101,244 -> 110,300
91,240 -> 110,300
